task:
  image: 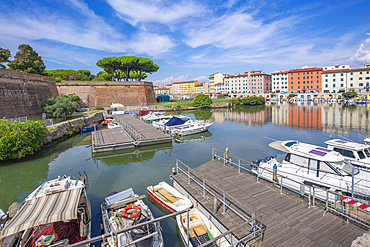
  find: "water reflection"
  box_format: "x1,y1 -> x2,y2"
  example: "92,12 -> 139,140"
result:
174,131 -> 212,144
91,143 -> 174,166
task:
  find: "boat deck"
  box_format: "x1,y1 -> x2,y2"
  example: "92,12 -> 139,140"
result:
91,115 -> 172,153
172,159 -> 368,247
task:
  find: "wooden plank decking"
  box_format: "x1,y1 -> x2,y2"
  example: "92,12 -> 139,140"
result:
172,159 -> 368,246
92,115 -> 172,153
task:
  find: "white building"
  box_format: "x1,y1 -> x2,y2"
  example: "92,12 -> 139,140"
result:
323,65 -> 350,71
214,82 -> 225,94
154,87 -> 170,95
209,73 -> 227,94
321,69 -> 349,93
347,67 -> 370,93
224,71 -> 271,94
271,70 -> 289,93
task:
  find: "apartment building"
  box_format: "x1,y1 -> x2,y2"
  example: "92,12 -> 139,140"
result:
209,73 -> 227,93
214,83 -> 225,94
166,84 -> 172,94
172,80 -> 200,94
195,83 -> 203,94
224,70 -> 272,94
346,66 -> 370,93
321,69 -> 349,93
288,67 -> 322,93
154,87 -> 170,95
271,70 -> 289,92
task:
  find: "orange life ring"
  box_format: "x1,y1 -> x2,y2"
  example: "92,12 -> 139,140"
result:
121,204 -> 140,219
206,120 -> 210,124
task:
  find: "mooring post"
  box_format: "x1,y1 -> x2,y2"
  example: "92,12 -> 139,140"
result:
176,160 -> 179,174
223,152 -> 226,166
187,208 -> 190,247
187,169 -> 190,184
230,233 -> 233,246
257,168 -> 259,183
214,196 -> 217,213
212,148 -> 214,160
225,148 -> 229,164
238,159 -> 241,173
223,193 -> 226,214
280,177 -> 283,194
308,187 -> 311,207
252,212 -> 256,237
312,187 -> 315,207
203,179 -> 205,196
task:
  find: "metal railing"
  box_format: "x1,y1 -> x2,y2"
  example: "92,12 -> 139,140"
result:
114,115 -> 145,141
8,116 -> 28,123
211,148 -> 370,228
175,159 -> 263,246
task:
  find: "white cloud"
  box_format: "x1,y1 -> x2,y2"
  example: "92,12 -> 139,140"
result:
106,0 -> 203,27
154,75 -> 189,86
350,33 -> 370,64
0,0 -> 176,62
193,75 -> 208,82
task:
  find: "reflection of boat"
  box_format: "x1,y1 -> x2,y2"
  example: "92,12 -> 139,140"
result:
147,181 -> 192,213
172,120 -> 213,136
100,188 -> 164,247
325,139 -> 370,168
176,208 -> 230,247
174,131 -> 212,143
253,140 -> 370,202
0,175 -> 91,247
80,123 -> 98,132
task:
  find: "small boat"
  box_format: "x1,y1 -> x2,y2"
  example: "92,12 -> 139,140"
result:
80,123 -> 98,132
176,208 -> 230,247
100,188 -> 164,247
172,120 -> 213,136
107,120 -> 121,129
325,139 -> 370,168
147,181 -> 192,212
101,120 -> 110,125
0,174 -> 91,247
152,116 -> 190,130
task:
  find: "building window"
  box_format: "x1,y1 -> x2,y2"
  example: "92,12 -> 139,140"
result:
360,72 -> 363,74
351,72 -> 353,75
325,79 -> 328,82
359,83 -> 363,86
350,83 -> 353,87
333,74 -> 336,77
303,72 -> 305,75
341,73 -> 343,76
298,81 -> 300,84
341,84 -> 344,87
291,86 -> 293,89
325,84 -> 328,87
359,77 -> 363,80
350,78 -> 353,80
298,86 -> 300,89
341,78 -> 343,81
333,79 -> 335,82
333,84 -> 336,87
317,85 -> 319,88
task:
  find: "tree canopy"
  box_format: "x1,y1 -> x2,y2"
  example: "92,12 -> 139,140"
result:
7,44 -> 46,75
46,69 -> 94,82
0,47 -> 11,68
96,56 -> 158,81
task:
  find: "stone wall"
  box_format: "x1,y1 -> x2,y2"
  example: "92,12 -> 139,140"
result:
45,111 -> 104,144
56,81 -> 157,107
0,69 -> 58,118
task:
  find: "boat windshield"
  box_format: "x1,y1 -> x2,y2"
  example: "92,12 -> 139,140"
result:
364,148 -> 370,158
328,160 -> 359,176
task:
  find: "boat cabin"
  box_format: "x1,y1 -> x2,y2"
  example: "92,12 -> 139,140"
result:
325,139 -> 370,165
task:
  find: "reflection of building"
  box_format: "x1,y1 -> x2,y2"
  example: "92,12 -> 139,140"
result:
322,105 -> 370,133
224,107 -> 271,126
272,104 -> 322,130
211,110 -> 226,124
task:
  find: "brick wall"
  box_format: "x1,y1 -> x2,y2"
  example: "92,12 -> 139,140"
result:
56,81 -> 157,106
0,69 -> 58,118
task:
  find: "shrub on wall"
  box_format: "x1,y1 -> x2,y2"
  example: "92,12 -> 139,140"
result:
0,119 -> 47,160
229,96 -> 265,106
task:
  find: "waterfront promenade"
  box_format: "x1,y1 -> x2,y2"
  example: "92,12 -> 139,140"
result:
172,157 -> 368,246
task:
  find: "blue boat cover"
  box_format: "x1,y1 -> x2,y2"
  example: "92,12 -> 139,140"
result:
165,116 -> 186,126
105,188 -> 134,206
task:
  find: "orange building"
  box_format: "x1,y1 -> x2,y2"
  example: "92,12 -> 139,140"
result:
288,67 -> 323,93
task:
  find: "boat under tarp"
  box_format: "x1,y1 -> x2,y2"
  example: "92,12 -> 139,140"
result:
164,116 -> 187,127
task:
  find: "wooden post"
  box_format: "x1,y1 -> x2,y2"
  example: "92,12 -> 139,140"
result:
214,196 -> 217,213
225,148 -> 229,164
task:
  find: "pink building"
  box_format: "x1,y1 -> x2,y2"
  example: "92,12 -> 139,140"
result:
224,70 -> 272,94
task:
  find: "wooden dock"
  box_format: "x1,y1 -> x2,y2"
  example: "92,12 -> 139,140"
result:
172,158 -> 368,246
91,115 -> 172,153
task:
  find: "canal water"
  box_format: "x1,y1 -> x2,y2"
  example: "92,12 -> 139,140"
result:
0,102 -> 369,246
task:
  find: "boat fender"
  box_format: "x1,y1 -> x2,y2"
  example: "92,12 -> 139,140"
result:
122,204 -> 141,219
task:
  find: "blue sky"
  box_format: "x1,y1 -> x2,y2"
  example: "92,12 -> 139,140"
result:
1,0 -> 370,86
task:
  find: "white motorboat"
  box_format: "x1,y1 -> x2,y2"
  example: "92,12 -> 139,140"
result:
100,188 -> 163,247
107,120 -> 121,129
152,116 -> 190,130
325,139 -> 370,168
253,140 -> 370,203
147,181 -> 192,213
171,120 -> 213,136
0,175 -> 91,247
176,208 -> 230,247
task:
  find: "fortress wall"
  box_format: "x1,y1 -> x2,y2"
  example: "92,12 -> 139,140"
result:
0,69 -> 58,118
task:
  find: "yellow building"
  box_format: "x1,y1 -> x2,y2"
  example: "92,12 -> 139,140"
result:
166,84 -> 173,94
172,80 -> 200,94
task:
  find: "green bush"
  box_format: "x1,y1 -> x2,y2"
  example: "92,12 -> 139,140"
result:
41,96 -> 77,118
95,106 -> 104,110
229,96 -> 265,106
217,94 -> 225,99
193,94 -> 212,107
0,119 -> 47,160
342,92 -> 357,99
